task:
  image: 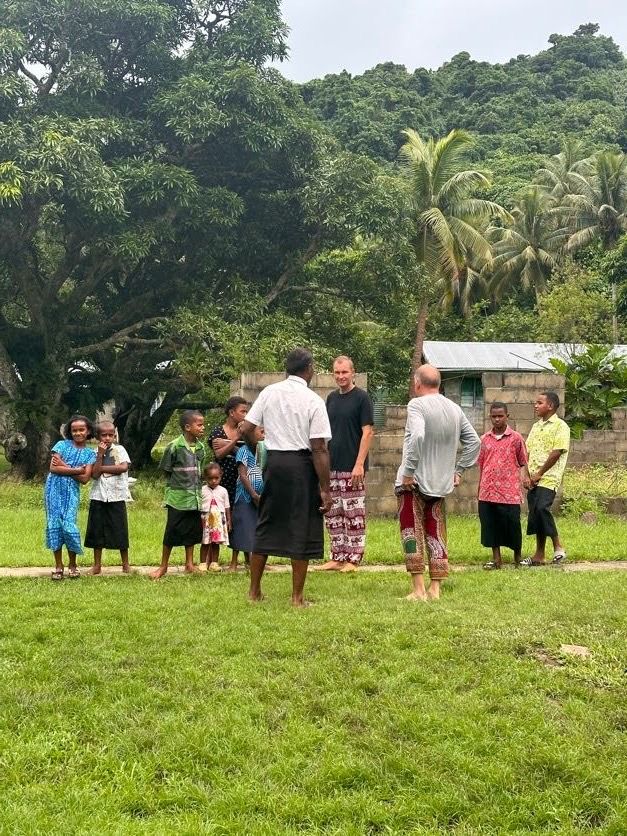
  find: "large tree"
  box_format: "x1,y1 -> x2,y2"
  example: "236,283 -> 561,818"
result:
398,128 -> 509,389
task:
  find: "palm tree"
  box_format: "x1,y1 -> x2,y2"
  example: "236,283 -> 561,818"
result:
563,150 -> 627,340
487,186 -> 569,303
399,128 -> 510,390
535,138 -> 589,199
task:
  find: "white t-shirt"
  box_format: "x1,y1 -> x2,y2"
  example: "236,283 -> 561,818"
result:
246,375 -> 332,451
89,444 -> 132,503
201,484 -> 230,514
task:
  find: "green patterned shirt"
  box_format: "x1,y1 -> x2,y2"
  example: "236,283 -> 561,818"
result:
160,434 -> 207,510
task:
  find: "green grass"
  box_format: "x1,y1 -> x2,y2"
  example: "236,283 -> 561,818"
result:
1,474 -> 626,568
0,571 -> 625,833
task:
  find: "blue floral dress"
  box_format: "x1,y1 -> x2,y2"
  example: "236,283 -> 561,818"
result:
44,440 -> 97,553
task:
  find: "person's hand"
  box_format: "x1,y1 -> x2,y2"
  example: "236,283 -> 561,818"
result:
252,492 -> 260,507
97,441 -> 108,457
350,463 -> 365,490
522,475 -> 531,490
453,472 -> 461,488
319,489 -> 333,515
401,475 -> 414,491
530,471 -> 541,485
51,453 -> 64,467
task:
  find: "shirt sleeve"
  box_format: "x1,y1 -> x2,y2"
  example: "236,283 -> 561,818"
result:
201,485 -> 210,512
401,399 -> 425,478
159,443 -> 174,474
360,392 -> 375,427
235,445 -> 248,465
85,448 -> 97,465
117,445 -> 131,464
552,421 -> 570,452
309,399 -> 332,440
515,435 -> 528,467
222,487 -> 230,509
246,391 -> 266,427
456,414 -> 481,473
52,441 -> 64,454
477,436 -> 486,471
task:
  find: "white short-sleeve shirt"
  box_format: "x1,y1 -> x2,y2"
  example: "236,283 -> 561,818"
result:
246,375 -> 332,451
89,444 -> 132,503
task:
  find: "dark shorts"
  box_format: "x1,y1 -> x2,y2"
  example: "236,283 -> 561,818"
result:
526,487 -> 558,537
254,450 -> 323,559
85,500 -> 129,550
163,506 -> 203,547
478,501 -> 522,551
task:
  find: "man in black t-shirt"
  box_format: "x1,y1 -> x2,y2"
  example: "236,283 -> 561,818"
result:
322,356 -> 374,572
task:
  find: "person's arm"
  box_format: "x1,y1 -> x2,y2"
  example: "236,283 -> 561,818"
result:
212,435 -> 240,459
351,425 -> 374,487
50,458 -> 86,478
237,461 -> 260,506
401,400 -> 424,489
92,444 -> 129,478
455,414 -> 481,476
225,506 -> 232,530
74,463 -> 94,484
311,437 -> 332,513
530,450 -> 563,485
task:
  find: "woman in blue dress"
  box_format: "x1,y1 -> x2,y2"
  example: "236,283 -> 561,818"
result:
45,415 -> 97,580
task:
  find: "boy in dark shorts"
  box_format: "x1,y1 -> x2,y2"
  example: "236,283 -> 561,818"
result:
151,410 -> 207,579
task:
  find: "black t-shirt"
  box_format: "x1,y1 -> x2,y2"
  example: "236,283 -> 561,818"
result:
326,387 -> 374,473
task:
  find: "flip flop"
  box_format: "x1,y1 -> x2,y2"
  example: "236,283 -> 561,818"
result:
51,570 -> 64,581
552,551 -> 567,565
67,568 -> 81,579
483,561 -> 501,570
520,557 -> 546,567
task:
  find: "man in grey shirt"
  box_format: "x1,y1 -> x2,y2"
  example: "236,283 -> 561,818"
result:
397,364 -> 480,601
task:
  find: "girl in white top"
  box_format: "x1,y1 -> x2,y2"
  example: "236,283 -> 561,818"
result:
200,462 -> 231,572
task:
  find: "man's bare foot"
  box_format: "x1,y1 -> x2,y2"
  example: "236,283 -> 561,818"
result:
90,566 -> 102,576
405,591 -> 427,602
184,564 -> 201,574
339,563 -> 358,572
248,592 -> 264,603
319,561 -> 342,571
121,565 -> 131,574
427,585 -> 440,600
150,566 -> 167,580
226,564 -> 238,573
292,598 -> 313,608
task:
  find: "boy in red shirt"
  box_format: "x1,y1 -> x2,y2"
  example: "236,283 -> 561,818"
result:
478,402 -> 529,569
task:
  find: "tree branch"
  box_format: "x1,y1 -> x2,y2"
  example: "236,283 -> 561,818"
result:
0,340 -> 20,400
74,318 -> 163,356
262,235 -> 322,307
17,61 -> 44,91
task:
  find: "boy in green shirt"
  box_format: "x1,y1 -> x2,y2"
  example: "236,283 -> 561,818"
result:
521,391 -> 570,566
151,410 -> 207,579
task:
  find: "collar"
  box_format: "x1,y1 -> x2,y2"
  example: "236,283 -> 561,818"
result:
540,413 -> 559,424
287,375 -> 307,386
491,426 -> 512,437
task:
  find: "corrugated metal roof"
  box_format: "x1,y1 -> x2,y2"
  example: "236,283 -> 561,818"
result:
422,342 -> 627,372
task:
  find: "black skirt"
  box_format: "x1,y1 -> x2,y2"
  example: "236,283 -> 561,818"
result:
254,450 -> 323,559
163,506 -> 203,547
85,500 -> 129,550
478,501 -> 522,551
526,486 -> 558,537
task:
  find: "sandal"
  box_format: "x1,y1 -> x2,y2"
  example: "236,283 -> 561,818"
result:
51,570 -> 64,581
520,557 -> 546,567
67,568 -> 81,579
552,551 -> 567,565
483,561 -> 501,570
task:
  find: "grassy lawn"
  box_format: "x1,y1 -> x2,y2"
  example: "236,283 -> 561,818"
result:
0,571 -> 625,833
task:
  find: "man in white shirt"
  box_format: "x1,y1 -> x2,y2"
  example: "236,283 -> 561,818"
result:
240,348 -> 332,607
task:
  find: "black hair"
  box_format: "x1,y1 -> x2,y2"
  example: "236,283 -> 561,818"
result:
204,462 -> 221,475
95,420 -> 116,437
285,347 -> 313,376
63,414 -> 94,440
225,396 -> 248,416
490,401 -> 508,413
179,409 -> 203,431
541,391 -> 560,411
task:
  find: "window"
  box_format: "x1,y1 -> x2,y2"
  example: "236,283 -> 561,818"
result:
460,377 -> 483,408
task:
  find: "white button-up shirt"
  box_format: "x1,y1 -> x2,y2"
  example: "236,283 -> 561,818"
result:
246,375 -> 332,451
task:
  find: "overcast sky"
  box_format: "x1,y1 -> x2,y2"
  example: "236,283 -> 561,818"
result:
274,0 -> 627,81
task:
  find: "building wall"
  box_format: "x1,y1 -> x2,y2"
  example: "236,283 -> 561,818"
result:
230,372 -> 367,406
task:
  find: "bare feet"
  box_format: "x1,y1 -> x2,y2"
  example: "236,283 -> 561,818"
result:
121,565 -> 131,574
185,564 -> 201,574
320,561 -> 342,571
339,563 -> 358,573
226,564 -> 238,573
90,566 -> 102,576
292,598 -> 313,608
405,591 -> 427,602
150,566 -> 167,580
427,585 -> 440,601
248,592 -> 264,603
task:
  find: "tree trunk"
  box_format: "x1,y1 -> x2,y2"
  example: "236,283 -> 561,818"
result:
116,392 -> 181,469
409,301 -> 429,398
6,419 -> 53,479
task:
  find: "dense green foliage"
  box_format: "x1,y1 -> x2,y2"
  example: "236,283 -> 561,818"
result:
1,12 -> 627,472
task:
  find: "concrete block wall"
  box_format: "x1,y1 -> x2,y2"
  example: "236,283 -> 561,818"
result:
230,372 -> 368,405
569,408 -> 627,465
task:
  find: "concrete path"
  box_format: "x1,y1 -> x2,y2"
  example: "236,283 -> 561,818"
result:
0,561 -> 625,578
